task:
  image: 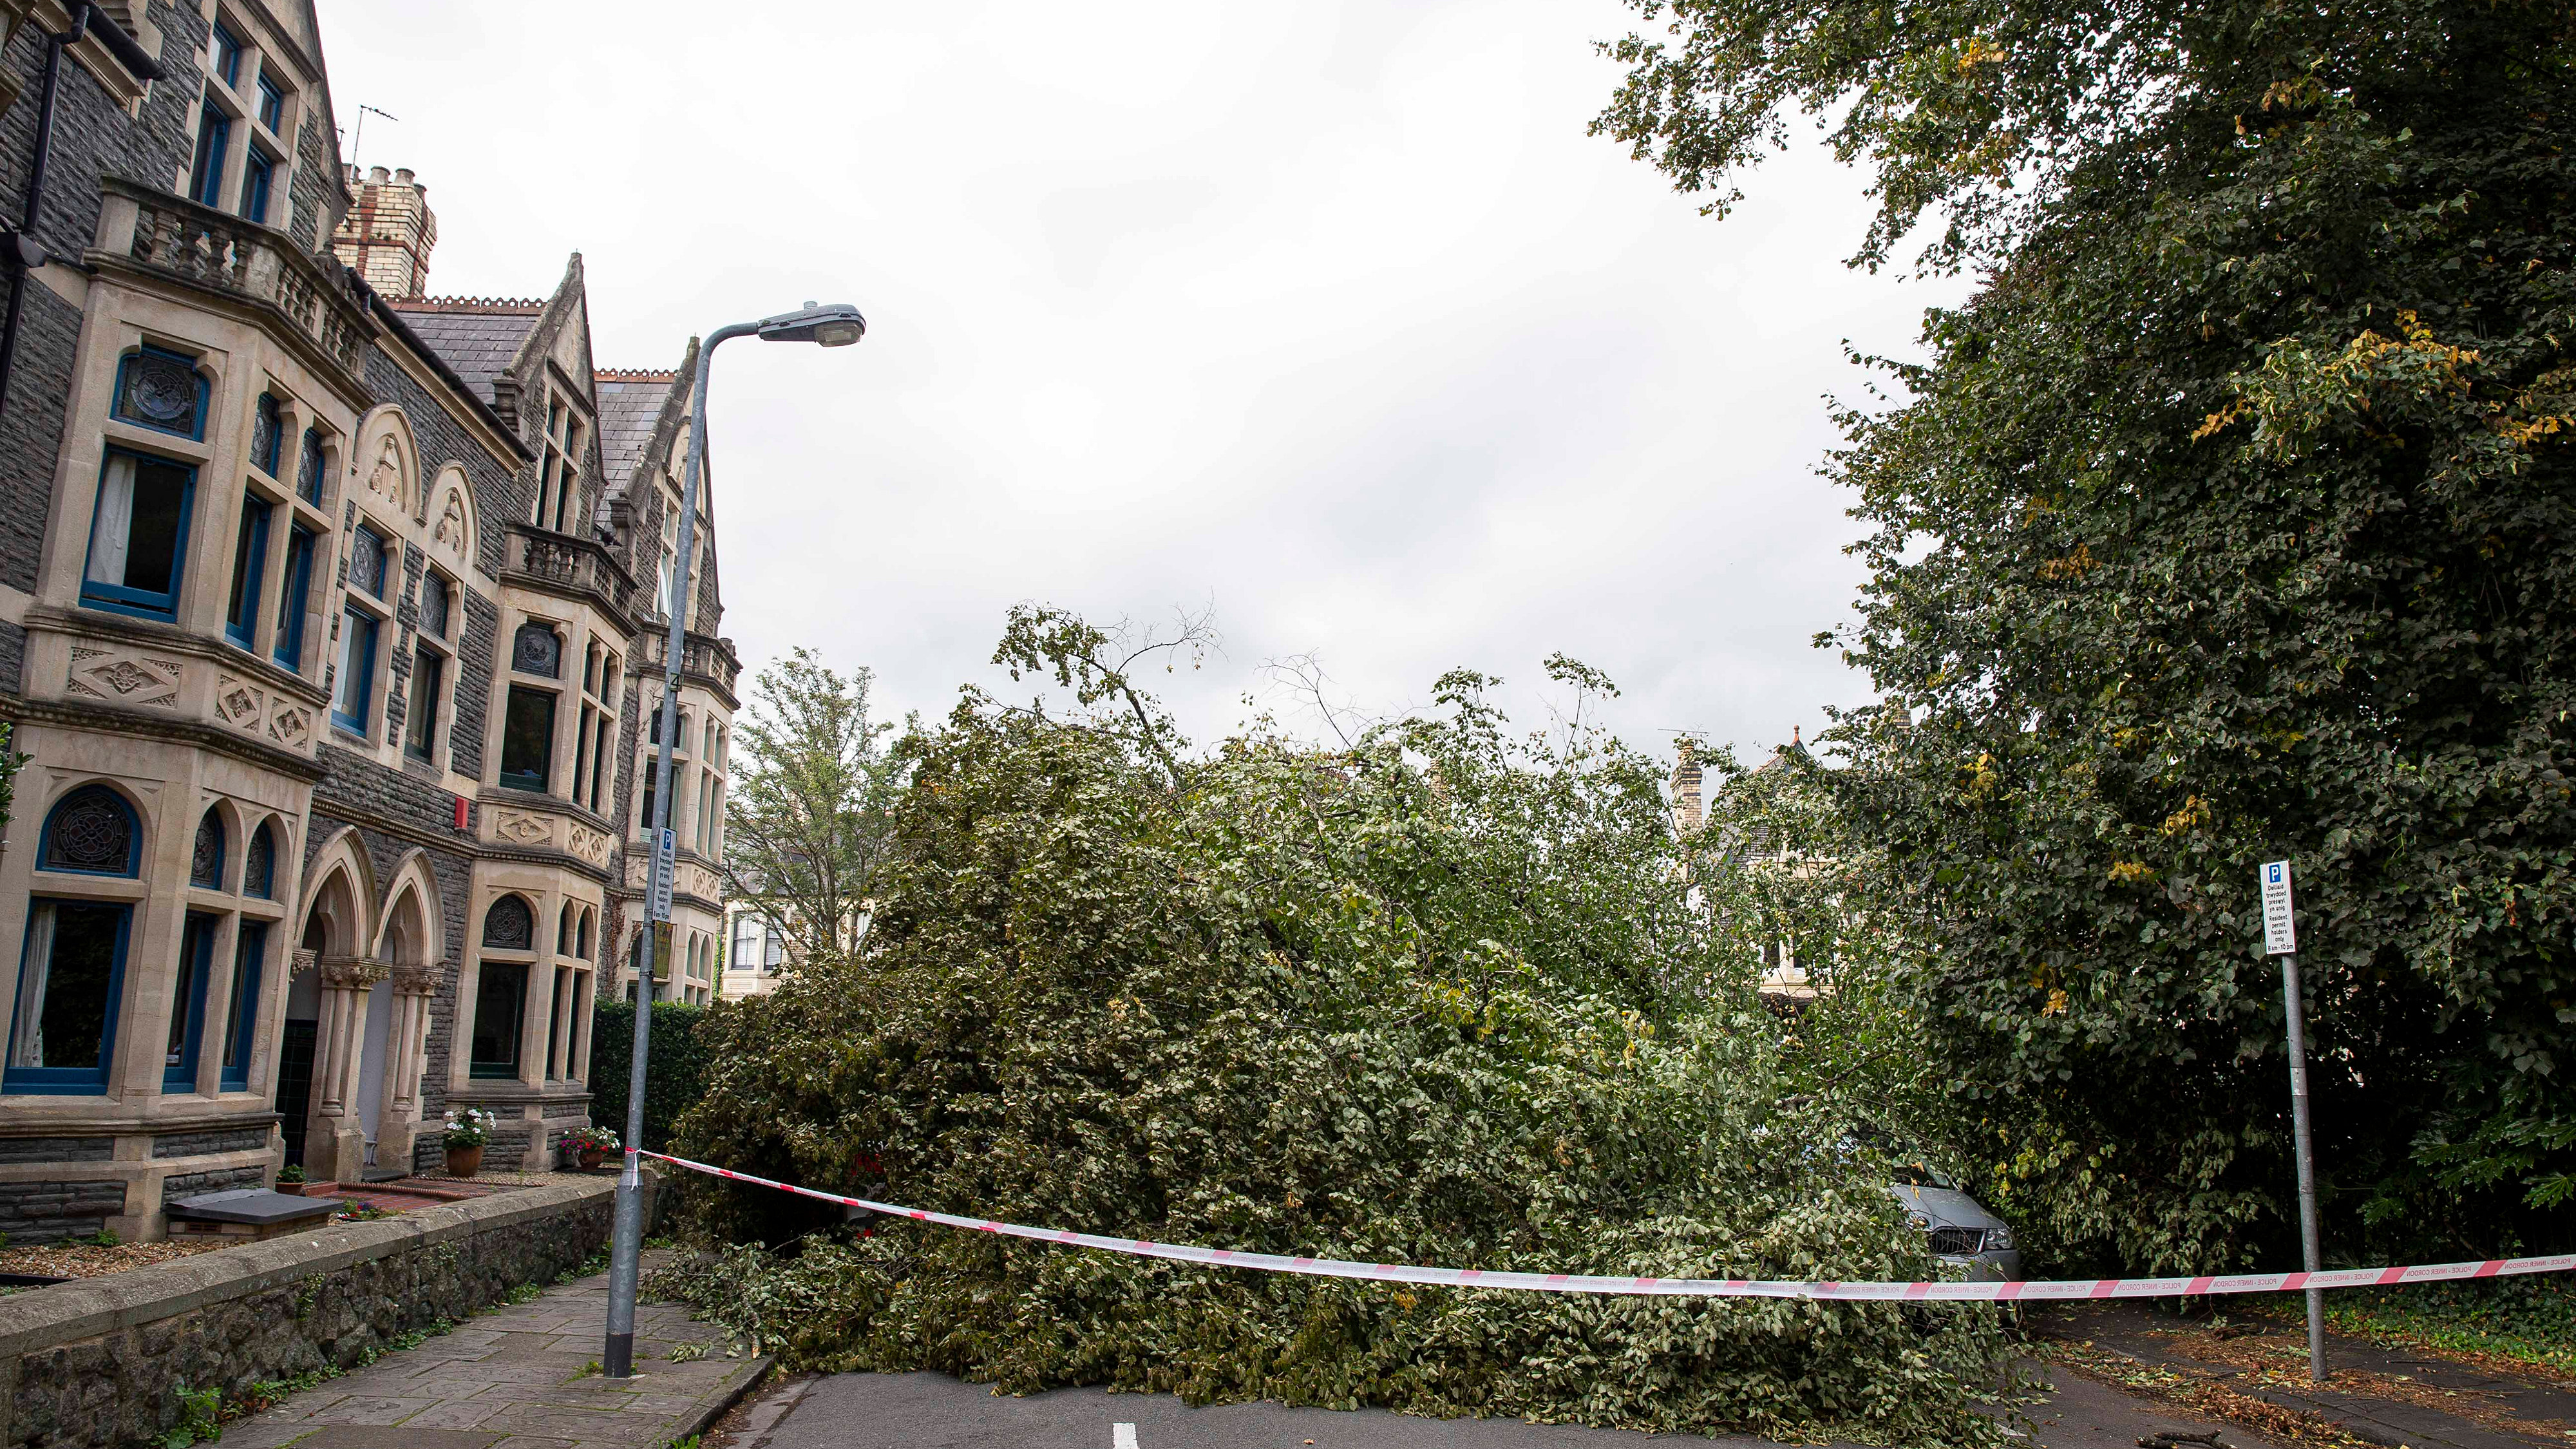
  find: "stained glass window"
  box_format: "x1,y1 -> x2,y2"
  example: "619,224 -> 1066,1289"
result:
41,786 -> 138,877
189,808 -> 225,889
482,894 -> 533,951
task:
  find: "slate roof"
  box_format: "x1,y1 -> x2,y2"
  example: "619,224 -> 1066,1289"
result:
387,298 -> 545,406
594,369 -> 678,493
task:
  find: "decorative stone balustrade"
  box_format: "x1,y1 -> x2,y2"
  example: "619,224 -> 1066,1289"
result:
503,523 -> 637,625
638,627 -> 741,697
93,178 -> 373,383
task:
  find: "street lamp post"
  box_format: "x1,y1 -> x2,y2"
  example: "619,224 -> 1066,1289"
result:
603,300 -> 866,1381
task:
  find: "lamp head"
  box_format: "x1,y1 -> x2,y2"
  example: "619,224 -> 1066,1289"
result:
757,301 -> 867,348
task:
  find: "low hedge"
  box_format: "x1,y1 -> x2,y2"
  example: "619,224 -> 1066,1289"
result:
590,999 -> 713,1150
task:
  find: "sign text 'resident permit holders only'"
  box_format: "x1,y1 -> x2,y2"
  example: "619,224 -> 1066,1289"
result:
2262,860 -> 2297,956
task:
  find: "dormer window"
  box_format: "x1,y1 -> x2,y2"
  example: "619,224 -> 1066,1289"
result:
533,393 -> 585,533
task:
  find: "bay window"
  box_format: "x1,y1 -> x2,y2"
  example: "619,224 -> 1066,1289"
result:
82,448 -> 194,620
223,494 -> 269,649
498,686 -> 556,791
272,525 -> 314,670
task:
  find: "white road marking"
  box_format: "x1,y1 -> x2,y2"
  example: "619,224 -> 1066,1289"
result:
1113,1423 -> 1139,1449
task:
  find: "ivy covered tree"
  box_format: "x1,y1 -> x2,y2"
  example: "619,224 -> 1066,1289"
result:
1600,1 -> 2576,1267
658,611 -> 2013,1444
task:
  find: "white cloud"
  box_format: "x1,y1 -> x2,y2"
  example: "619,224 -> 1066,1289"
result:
321,0 -> 1967,762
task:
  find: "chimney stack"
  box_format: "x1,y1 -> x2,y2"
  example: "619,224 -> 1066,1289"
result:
331,162 -> 439,298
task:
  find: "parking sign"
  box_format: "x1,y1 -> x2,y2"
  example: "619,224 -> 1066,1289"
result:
2260,860 -> 2297,955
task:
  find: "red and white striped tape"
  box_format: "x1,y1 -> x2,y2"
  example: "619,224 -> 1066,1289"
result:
641,1149 -> 2575,1302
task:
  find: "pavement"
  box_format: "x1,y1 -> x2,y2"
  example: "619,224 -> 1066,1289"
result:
222,1251 -> 772,1449
2029,1301 -> 2576,1449
710,1359 -> 2271,1449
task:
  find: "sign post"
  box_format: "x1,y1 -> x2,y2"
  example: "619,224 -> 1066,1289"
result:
2262,860 -> 2329,1382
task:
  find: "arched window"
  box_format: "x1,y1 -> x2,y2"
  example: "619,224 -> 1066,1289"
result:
249,393 -> 283,476
482,894 -> 533,951
189,808 -> 226,889
40,786 -> 140,876
243,821 -> 276,899
577,909 -> 592,960
556,902 -> 577,956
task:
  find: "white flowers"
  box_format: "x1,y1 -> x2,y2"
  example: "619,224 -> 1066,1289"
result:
442,1106 -> 498,1148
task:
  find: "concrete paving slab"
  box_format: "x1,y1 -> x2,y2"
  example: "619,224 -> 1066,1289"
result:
222,1260 -> 770,1449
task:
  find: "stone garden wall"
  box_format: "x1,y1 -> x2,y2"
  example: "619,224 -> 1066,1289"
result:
0,1174 -> 651,1449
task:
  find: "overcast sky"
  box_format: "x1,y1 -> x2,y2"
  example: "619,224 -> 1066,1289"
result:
320,1 -> 1967,768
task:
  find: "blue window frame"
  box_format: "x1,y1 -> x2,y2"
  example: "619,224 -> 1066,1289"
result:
256,73 -> 283,131
240,144 -> 274,225
273,524 -> 314,670
80,448 -> 195,621
39,786 -> 141,878
296,426 -> 325,504
220,920 -> 265,1091
211,23 -> 242,86
224,493 -> 269,649
165,913 -> 218,1092
6,900 -> 130,1095
111,347 -> 210,440
331,604 -> 378,734
188,104 -> 229,207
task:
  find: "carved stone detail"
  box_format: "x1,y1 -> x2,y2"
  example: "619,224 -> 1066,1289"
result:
493,808 -> 554,847
214,676 -> 265,732
433,488 -> 469,556
391,961 -> 442,996
268,705 -> 312,748
318,954 -> 389,989
64,645 -> 181,708
567,822 -> 611,869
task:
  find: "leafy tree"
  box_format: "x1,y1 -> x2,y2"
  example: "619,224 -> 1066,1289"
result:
722,648 -> 904,965
659,613 -> 2012,1444
1600,0 -> 2576,1266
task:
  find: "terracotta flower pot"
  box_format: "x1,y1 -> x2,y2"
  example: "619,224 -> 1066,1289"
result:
576,1146 -> 605,1170
275,1180 -> 306,1196
445,1144 -> 484,1178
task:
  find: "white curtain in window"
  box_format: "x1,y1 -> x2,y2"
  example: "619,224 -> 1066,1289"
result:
87,455 -> 137,588
10,904 -> 55,1070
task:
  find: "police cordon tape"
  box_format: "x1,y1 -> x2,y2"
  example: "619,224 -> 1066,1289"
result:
641,1150 -> 2576,1303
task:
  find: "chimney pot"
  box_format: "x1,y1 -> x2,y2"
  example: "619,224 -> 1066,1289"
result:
367,165 -> 390,184
394,167 -> 415,185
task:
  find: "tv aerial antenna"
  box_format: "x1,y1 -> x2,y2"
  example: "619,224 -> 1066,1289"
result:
348,104 -> 400,169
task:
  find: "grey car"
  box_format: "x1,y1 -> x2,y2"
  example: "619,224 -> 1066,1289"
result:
1890,1180 -> 2023,1282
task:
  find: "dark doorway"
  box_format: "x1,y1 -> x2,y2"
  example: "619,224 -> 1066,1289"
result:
275,1019 -> 316,1166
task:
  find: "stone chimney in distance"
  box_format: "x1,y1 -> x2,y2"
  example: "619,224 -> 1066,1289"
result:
331,164 -> 439,298
1671,739 -> 1704,839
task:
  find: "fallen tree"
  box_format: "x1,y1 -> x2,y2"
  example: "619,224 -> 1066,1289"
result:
657,612 -> 2012,1444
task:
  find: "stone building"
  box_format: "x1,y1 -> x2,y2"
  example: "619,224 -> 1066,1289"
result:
0,0 -> 734,1241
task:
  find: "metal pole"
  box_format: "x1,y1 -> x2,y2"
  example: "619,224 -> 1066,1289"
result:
603,322 -> 753,1378
2280,951 -> 2328,1382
